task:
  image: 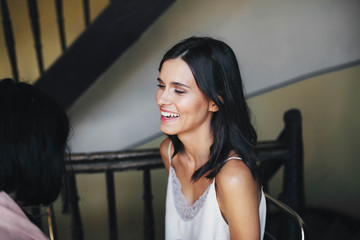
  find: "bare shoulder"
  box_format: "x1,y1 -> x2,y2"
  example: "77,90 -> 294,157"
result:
159,137 -> 171,172
216,158 -> 261,239
216,158 -> 260,208
216,158 -> 258,192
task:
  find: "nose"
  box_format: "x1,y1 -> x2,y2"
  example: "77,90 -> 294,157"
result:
156,88 -> 171,106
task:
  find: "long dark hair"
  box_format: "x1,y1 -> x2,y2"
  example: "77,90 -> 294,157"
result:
0,78 -> 70,206
159,37 -> 260,184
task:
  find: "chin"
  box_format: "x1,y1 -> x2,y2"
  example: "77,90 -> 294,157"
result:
160,125 -> 177,136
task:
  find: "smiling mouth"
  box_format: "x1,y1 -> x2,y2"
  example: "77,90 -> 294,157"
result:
161,111 -> 180,119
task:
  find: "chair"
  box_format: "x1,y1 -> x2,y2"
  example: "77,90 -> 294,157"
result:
264,193 -> 306,240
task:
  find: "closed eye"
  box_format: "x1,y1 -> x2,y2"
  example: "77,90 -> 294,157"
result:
175,89 -> 185,94
157,77 -> 165,89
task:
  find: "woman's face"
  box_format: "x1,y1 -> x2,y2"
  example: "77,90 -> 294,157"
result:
156,58 -> 217,136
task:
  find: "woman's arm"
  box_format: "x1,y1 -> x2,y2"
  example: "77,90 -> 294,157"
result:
159,137 -> 171,173
216,159 -> 261,240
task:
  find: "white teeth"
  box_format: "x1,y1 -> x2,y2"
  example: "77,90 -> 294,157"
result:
161,111 -> 179,118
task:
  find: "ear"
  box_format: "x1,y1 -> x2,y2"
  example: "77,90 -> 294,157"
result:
208,100 -> 219,112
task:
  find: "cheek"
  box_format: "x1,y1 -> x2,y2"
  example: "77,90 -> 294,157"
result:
179,95 -> 208,115
176,96 -> 194,112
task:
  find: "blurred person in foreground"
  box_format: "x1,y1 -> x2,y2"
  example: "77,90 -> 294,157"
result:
0,78 -> 70,240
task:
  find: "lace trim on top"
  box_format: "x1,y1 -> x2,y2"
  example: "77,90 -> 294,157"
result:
168,141 -> 241,221
170,166 -> 212,221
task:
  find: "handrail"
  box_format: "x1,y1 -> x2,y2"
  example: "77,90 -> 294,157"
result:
265,193 -> 306,240
66,141 -> 289,173
67,149 -> 163,173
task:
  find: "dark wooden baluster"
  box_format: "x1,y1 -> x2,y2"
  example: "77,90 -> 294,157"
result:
26,0 -> 44,75
47,204 -> 58,240
279,109 -> 305,212
143,168 -> 155,240
54,0 -> 66,52
105,171 -> 118,240
279,109 -> 304,240
68,174 -> 84,240
0,0 -> 19,81
82,0 -> 90,27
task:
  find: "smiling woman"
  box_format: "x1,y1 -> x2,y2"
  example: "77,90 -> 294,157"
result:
156,37 -> 266,240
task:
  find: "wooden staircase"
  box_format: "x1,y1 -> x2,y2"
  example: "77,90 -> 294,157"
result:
1,0 -> 175,109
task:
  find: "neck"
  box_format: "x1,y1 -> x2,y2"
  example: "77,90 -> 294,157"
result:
177,128 -> 214,170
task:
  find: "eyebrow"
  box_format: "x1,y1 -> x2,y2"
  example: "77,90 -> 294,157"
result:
157,77 -> 191,89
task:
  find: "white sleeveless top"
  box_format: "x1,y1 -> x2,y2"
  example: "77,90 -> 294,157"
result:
165,142 -> 266,240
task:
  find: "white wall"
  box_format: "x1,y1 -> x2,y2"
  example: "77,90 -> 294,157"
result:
67,0 -> 360,152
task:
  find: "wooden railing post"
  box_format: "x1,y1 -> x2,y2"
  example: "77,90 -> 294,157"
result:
54,0 -> 67,52
1,0 -> 19,81
279,109 -> 305,212
47,204 -> 58,240
82,0 -> 90,27
26,0 -> 44,75
106,171 -> 118,240
143,168 -> 155,240
278,109 -> 305,240
68,174 -> 84,240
